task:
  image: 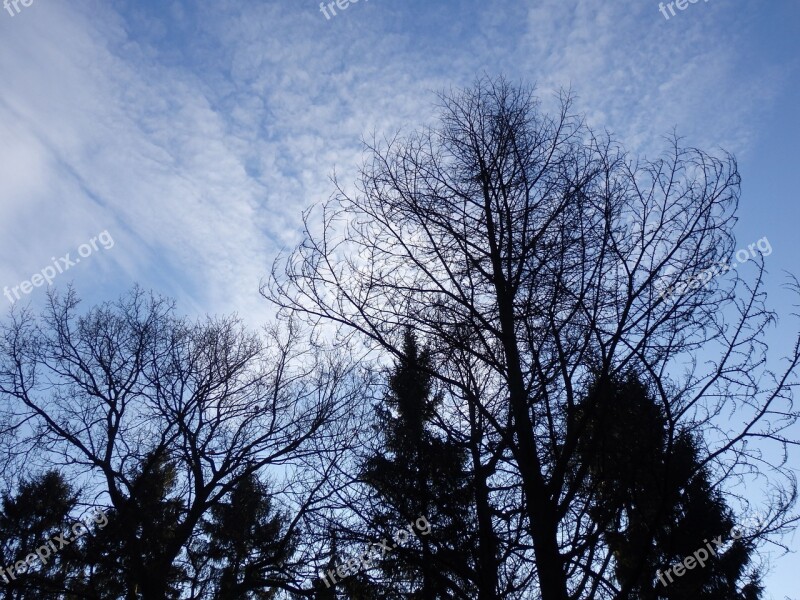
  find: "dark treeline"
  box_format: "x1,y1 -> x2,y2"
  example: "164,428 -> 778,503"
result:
1,78 -> 798,599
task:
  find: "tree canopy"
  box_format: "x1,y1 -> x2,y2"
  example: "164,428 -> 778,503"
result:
1,77 -> 798,599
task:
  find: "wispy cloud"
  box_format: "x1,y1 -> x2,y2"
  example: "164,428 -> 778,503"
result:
0,0 -> 790,324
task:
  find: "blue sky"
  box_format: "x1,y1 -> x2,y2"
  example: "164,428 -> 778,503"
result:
1,0 -> 798,595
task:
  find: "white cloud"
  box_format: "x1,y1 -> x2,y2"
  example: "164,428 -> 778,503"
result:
0,0 -> 788,326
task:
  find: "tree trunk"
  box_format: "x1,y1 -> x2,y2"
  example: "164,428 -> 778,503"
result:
481,178 -> 569,600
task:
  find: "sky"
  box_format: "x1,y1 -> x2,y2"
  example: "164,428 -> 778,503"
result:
0,0 -> 798,596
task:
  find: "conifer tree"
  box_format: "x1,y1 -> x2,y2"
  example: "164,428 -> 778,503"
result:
0,470 -> 78,599
360,329 -> 476,598
74,450 -> 187,599
197,472 -> 296,599
571,372 -> 763,600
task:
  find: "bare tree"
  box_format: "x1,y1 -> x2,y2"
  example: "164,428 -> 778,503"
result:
0,286 -> 362,599
267,76 -> 800,600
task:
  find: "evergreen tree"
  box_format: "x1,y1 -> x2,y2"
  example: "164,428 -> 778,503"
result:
74,450 -> 188,599
571,372 -> 763,600
197,472 -> 296,599
359,329 -> 476,598
0,470 -> 78,599
313,528 -> 384,599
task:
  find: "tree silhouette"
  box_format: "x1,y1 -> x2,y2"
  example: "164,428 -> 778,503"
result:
269,76 -> 800,599
0,75 -> 796,600
571,372 -> 763,600
196,472 -> 296,599
359,329 -> 476,599
0,470 -> 78,599
73,450 -> 187,599
0,287 -> 362,598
